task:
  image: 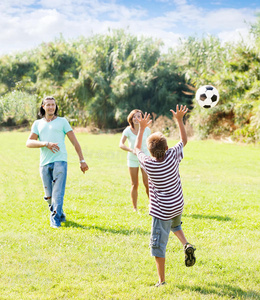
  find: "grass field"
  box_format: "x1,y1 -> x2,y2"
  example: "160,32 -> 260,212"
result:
0,130 -> 259,300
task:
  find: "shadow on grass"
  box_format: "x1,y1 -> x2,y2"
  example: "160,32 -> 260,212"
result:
184,214 -> 232,221
177,283 -> 259,299
63,220 -> 150,235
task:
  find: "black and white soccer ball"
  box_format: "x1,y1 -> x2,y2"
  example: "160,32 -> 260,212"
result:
195,85 -> 219,109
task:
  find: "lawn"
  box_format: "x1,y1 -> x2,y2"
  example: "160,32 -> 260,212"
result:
0,131 -> 259,299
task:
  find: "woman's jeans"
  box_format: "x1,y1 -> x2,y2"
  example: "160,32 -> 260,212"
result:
40,161 -> 67,227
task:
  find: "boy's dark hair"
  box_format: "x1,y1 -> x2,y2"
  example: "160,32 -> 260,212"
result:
147,132 -> 168,160
127,109 -> 144,129
39,96 -> 58,118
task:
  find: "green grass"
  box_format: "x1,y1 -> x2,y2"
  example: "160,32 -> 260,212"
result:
0,131 -> 259,299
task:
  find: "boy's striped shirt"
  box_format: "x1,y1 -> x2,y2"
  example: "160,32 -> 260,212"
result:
137,142 -> 184,220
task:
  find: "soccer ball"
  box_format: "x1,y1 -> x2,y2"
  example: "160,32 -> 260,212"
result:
195,85 -> 219,109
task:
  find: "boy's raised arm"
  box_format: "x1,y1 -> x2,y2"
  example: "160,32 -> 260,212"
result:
170,105 -> 188,147
134,113 -> 152,152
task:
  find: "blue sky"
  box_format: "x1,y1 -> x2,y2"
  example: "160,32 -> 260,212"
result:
0,0 -> 259,55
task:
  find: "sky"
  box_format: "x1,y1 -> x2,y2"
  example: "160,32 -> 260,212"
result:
0,0 -> 259,55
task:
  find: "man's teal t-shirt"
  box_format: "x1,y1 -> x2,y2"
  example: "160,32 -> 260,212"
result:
31,117 -> 72,166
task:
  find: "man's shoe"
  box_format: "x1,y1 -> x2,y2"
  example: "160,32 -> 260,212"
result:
60,213 -> 66,223
51,224 -> 61,229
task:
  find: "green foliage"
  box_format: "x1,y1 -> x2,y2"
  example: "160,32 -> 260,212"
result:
0,16 -> 260,142
250,102 -> 260,140
171,14 -> 260,142
71,31 -> 192,128
0,91 -> 37,126
250,12 -> 260,48
0,30 -> 192,129
36,39 -> 80,84
0,53 -> 37,93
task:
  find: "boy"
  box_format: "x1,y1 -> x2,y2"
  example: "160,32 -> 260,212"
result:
134,105 -> 196,287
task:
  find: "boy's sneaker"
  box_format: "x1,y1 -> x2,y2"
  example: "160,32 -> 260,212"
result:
184,243 -> 196,267
155,281 -> 167,287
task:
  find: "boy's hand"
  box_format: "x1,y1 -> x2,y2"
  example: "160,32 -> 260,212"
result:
135,112 -> 152,151
131,148 -> 137,156
170,105 -> 188,121
136,112 -> 152,129
171,105 -> 188,146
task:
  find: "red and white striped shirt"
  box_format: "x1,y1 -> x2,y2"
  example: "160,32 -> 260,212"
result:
137,142 -> 184,220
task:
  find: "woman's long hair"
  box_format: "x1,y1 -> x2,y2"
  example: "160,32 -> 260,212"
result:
39,96 -> 58,118
127,109 -> 144,129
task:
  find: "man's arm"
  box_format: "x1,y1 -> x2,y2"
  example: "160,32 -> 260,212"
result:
170,105 -> 188,147
26,132 -> 60,153
66,130 -> 89,173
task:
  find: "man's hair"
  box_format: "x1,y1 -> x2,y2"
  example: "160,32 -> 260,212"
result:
127,109 -> 144,129
147,132 -> 168,160
39,96 -> 58,117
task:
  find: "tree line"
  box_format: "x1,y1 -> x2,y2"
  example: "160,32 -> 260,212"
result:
0,15 -> 259,142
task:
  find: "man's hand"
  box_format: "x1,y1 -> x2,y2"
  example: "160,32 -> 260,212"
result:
46,142 -> 60,153
80,162 -> 89,174
170,105 -> 188,121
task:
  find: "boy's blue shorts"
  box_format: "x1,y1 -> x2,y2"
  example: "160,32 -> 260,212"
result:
150,215 -> 182,258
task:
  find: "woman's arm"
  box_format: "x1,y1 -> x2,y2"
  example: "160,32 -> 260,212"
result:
119,134 -> 135,154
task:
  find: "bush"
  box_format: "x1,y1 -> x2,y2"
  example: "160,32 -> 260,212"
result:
150,114 -> 176,137
0,91 -> 37,126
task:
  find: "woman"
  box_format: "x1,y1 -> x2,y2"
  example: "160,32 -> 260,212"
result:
119,109 -> 151,211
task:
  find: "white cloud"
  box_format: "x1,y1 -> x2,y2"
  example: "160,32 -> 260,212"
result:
197,8 -> 256,31
218,27 -> 254,45
0,0 -> 258,55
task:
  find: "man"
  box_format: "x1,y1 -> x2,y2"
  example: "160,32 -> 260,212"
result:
26,96 -> 89,228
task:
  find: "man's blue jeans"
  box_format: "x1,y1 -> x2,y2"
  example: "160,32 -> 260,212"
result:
40,161 -> 67,227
